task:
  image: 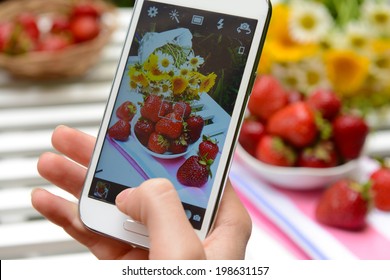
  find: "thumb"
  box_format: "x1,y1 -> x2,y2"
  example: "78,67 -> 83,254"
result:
115,178 -> 205,259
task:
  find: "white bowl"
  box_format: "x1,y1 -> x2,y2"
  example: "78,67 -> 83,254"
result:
235,144 -> 360,190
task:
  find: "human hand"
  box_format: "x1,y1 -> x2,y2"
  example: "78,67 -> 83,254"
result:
32,125 -> 252,259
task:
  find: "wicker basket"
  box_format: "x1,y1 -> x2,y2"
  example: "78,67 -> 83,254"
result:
0,0 -> 117,79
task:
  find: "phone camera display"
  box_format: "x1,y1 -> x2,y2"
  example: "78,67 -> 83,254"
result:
89,0 -> 258,230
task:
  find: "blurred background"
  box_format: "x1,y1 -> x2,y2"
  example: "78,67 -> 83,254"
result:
1,0 -> 390,260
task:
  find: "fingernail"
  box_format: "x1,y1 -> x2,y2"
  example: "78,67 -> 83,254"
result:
116,188 -> 134,204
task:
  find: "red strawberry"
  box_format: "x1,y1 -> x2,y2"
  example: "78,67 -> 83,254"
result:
69,15 -> 100,43
177,155 -> 212,187
267,102 -> 318,148
315,179 -> 371,230
147,132 -> 169,154
169,135 -> 188,154
50,17 -> 71,34
0,22 -> 13,52
116,101 -> 137,122
307,88 -> 341,120
238,118 -> 266,157
247,75 -> 289,121
71,3 -> 102,19
185,115 -> 204,144
16,13 -> 40,42
134,118 -> 155,146
297,141 -> 339,168
255,135 -> 297,167
332,113 -> 369,160
36,34 -> 71,52
370,167 -> 390,211
199,135 -> 219,160
155,112 -> 183,139
140,95 -> 164,123
173,101 -> 191,120
108,120 -> 130,141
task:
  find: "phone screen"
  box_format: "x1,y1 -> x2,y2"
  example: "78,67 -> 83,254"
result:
87,0 -> 258,230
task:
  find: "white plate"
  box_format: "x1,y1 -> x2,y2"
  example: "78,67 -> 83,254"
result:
235,144 -> 360,190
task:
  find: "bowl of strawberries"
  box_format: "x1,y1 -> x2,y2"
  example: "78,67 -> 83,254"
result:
0,0 -> 116,79
237,75 -> 369,189
131,95 -> 205,159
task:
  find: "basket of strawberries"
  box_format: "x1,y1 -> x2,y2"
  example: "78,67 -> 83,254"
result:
0,0 -> 116,79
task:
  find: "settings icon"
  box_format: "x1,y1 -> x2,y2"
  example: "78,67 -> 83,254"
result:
147,6 -> 158,18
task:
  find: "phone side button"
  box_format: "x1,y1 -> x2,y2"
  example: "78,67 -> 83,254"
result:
123,219 -> 149,237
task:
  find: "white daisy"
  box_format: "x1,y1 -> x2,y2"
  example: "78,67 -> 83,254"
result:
271,63 -> 305,92
363,1 -> 390,36
156,51 -> 174,73
289,0 -> 333,43
344,21 -> 372,52
300,58 -> 331,94
187,53 -> 204,70
178,63 -> 192,77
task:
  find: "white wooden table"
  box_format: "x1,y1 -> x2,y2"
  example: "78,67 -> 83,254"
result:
1,8 -> 389,260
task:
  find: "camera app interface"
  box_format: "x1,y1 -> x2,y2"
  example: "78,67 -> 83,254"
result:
89,0 -> 258,229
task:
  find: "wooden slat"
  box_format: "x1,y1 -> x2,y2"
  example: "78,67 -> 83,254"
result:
0,220 -> 88,259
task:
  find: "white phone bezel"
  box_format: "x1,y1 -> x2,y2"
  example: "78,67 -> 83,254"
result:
79,0 -> 271,249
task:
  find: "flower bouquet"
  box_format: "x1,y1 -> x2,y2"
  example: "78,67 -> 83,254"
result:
258,0 -> 390,118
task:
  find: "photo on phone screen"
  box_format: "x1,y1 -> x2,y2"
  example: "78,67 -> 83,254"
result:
85,0 -> 265,232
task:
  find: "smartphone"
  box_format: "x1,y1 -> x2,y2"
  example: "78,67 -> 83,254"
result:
79,0 -> 271,249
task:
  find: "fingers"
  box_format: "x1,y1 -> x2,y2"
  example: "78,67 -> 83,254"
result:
204,180 -> 252,259
116,178 -> 206,260
37,152 -> 87,198
31,188 -> 149,260
51,125 -> 95,167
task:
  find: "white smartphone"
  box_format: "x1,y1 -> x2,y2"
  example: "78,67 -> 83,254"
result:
79,0 -> 271,249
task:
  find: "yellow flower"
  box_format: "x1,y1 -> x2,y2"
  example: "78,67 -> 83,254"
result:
171,75 -> 189,96
128,67 -> 149,88
199,72 -> 217,93
265,3 -> 318,63
325,50 -> 370,96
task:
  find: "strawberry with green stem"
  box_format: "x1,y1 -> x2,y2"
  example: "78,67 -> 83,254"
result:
198,135 -> 219,161
315,178 -> 372,230
177,155 -> 213,187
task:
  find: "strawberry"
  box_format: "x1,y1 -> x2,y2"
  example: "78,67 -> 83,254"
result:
173,101 -> 191,120
134,118 -> 154,147
108,120 -> 130,141
255,135 -> 297,167
307,88 -> 341,120
16,13 -> 40,42
0,22 -> 13,52
36,34 -> 71,52
297,141 -> 339,168
140,95 -> 164,123
238,118 -> 266,157
267,101 -> 318,148
177,155 -> 212,187
199,135 -> 219,160
69,15 -> 100,43
185,115 -> 205,144
155,112 -> 183,139
71,3 -> 102,19
315,179 -> 371,230
332,113 -> 369,160
50,17 -> 71,34
116,101 -> 137,122
170,135 -> 188,154
370,167 -> 390,211
247,75 -> 289,121
147,132 -> 169,154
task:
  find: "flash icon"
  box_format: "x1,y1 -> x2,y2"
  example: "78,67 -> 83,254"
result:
217,19 -> 224,30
